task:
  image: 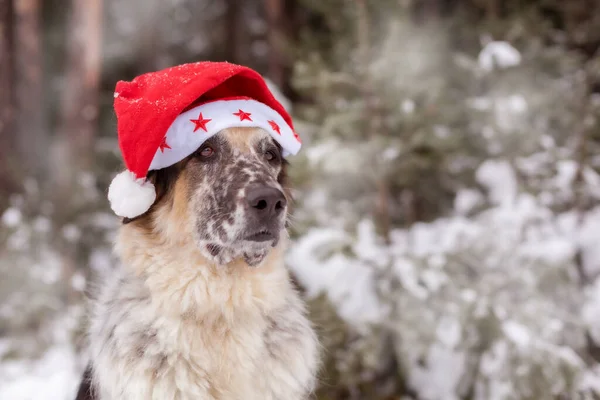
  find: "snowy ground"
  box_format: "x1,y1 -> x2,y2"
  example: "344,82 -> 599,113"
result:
0,307 -> 84,400
0,342 -> 81,400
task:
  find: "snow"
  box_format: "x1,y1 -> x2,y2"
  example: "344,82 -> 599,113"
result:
576,207 -> 600,276
0,307 -> 84,400
436,316 -> 462,348
287,224 -> 384,326
71,273 -> 87,292
402,99 -> 415,114
409,341 -> 466,400
579,366 -> 600,394
0,344 -> 80,400
394,257 -> 429,299
454,189 -> 483,215
383,147 -> 400,160
62,224 -> 81,243
507,95 -> 527,113
478,341 -> 514,400
502,321 -> 531,348
478,41 -> 522,71
2,208 -> 22,228
287,154 -> 600,398
582,277 -> 600,344
475,159 -> 517,207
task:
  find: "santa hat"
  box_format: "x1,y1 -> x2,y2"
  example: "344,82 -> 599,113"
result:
107,61 -> 301,219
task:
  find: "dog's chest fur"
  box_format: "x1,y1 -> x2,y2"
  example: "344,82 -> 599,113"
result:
88,229 -> 318,400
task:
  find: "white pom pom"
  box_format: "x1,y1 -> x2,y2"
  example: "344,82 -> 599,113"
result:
107,170 -> 156,218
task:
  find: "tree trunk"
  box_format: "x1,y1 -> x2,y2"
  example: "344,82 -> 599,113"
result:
0,0 -> 18,206
265,0 -> 285,89
56,0 -> 102,170
226,0 -> 245,64
486,0 -> 500,21
52,0 -> 102,206
14,0 -> 45,182
413,0 -> 441,23
425,0 -> 441,21
51,0 -> 103,304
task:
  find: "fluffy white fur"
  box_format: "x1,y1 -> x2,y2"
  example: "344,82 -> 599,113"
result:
88,225 -> 319,400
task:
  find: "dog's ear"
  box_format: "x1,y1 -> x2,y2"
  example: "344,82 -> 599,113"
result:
148,162 -> 184,204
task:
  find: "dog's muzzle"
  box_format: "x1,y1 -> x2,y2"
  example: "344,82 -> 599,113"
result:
244,184 -> 286,242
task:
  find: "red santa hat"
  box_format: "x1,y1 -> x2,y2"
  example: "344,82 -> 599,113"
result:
107,61 -> 301,219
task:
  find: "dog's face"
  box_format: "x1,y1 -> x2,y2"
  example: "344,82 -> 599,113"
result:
145,127 -> 290,267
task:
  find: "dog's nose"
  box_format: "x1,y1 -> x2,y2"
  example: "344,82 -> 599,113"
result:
246,186 -> 287,220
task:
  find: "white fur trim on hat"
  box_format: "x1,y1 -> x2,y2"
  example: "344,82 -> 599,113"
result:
108,170 -> 156,218
148,99 -> 301,171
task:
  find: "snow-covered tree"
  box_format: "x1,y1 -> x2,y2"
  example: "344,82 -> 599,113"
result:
287,1 -> 600,398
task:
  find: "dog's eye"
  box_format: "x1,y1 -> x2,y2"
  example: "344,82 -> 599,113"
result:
199,146 -> 214,158
265,150 -> 278,162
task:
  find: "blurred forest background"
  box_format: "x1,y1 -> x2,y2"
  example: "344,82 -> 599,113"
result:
2,0 -> 600,399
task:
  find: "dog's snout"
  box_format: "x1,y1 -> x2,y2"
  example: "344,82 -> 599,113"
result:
246,186 -> 286,220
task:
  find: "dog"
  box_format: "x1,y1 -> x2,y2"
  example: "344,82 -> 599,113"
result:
76,127 -> 320,400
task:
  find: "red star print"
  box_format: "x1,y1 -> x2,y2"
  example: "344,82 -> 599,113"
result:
158,136 -> 171,152
233,109 -> 252,121
267,120 -> 281,135
190,113 -> 212,132
293,131 -> 302,143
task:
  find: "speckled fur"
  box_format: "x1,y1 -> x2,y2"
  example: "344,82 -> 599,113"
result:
85,128 -> 320,400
